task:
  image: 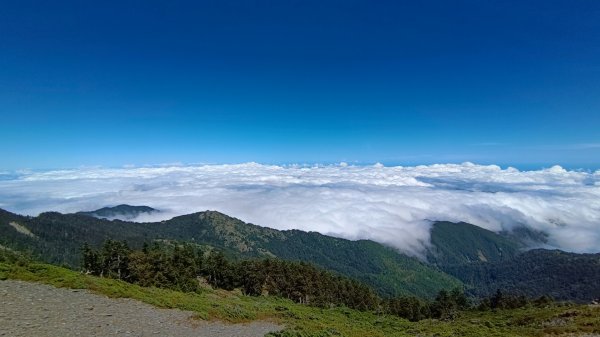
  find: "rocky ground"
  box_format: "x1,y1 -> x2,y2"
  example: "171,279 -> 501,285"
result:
0,280 -> 283,337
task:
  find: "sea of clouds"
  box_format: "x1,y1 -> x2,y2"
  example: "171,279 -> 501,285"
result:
1,162 -> 599,256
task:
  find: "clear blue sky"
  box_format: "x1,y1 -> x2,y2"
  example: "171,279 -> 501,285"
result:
1,1 -> 599,170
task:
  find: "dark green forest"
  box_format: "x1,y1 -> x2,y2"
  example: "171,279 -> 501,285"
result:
444,249 -> 600,302
79,240 -> 555,322
427,221 -> 521,265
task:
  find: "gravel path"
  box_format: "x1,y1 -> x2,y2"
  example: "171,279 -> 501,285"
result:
0,280 -> 283,337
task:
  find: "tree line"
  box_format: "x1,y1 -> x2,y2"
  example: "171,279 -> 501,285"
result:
81,240 -> 379,310
81,240 -> 554,321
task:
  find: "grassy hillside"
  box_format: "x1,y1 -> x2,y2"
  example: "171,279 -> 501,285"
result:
1,259 -> 598,337
427,221 -> 521,266
0,208 -> 460,298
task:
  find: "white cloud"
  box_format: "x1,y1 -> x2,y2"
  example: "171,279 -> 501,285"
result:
1,162 -> 599,255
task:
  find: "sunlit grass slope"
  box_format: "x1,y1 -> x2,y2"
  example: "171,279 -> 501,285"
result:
1,261 -> 598,337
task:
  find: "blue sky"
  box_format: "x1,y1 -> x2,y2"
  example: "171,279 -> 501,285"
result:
1,1 -> 599,170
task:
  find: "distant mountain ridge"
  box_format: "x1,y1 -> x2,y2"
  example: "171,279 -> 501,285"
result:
1,207 -> 599,301
444,249 -> 600,302
425,221 -> 600,302
77,204 -> 159,220
0,208 -> 460,298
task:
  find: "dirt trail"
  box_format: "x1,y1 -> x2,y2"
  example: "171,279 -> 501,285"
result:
0,280 -> 283,337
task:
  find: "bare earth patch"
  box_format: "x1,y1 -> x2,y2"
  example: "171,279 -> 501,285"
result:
0,280 -> 283,337
7,222 -> 37,238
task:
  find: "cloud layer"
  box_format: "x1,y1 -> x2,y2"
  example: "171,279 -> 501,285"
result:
1,163 -> 599,255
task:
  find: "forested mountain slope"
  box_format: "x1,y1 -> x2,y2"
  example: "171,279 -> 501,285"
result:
426,221 -> 600,302
427,221 -> 521,266
0,208 -> 460,298
444,249 -> 600,302
3,207 -> 599,301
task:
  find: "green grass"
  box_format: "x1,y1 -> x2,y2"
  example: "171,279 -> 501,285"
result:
1,262 -> 599,337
